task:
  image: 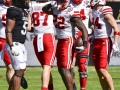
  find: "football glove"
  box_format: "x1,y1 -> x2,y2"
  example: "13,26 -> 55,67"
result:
88,28 -> 92,35
10,46 -> 19,56
112,43 -> 119,53
75,46 -> 86,52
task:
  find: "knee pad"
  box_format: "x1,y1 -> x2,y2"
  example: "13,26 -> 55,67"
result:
79,72 -> 88,78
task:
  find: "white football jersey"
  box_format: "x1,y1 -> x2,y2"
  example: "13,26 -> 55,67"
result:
71,0 -> 91,29
29,2 -> 54,35
92,6 -> 113,38
52,5 -> 80,39
0,5 -> 8,39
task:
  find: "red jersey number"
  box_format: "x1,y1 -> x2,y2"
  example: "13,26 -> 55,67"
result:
2,14 -> 6,26
32,12 -> 48,27
80,9 -> 86,20
93,17 -> 101,29
53,15 -> 65,29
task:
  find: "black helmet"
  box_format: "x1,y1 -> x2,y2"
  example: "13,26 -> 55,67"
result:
12,0 -> 29,9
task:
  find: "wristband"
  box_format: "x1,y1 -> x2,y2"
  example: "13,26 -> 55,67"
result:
114,31 -> 119,35
83,41 -> 87,47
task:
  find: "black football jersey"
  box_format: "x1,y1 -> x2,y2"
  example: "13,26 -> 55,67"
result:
6,6 -> 28,44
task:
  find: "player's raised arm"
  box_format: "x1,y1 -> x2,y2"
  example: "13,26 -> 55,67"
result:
42,3 -> 53,15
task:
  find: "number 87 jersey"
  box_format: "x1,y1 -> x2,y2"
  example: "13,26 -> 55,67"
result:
29,2 -> 54,35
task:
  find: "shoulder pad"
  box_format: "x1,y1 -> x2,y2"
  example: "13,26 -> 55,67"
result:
102,6 -> 113,15
6,7 -> 20,19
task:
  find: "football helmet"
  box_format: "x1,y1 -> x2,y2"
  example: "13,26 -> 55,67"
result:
4,0 -> 12,5
91,0 -> 106,7
55,0 -> 70,11
72,0 -> 82,4
12,0 -> 29,9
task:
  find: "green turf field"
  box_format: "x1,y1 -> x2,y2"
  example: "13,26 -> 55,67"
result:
0,66 -> 120,90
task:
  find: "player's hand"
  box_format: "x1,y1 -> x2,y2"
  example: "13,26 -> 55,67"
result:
112,43 -> 119,53
10,46 -> 19,56
75,46 -> 86,52
88,28 -> 92,35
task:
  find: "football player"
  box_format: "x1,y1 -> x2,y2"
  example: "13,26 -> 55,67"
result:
0,0 -> 14,85
91,0 -> 119,90
71,0 -> 92,90
5,0 -> 30,90
42,0 -> 88,90
29,0 -> 56,90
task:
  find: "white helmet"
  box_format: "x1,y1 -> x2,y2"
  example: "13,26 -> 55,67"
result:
91,0 -> 106,7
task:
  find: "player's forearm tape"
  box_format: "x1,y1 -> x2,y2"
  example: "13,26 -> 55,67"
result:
83,41 -> 87,47
114,31 -> 120,35
5,30 -> 12,33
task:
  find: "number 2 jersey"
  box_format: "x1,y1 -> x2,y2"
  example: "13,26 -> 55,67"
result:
52,4 -> 80,39
6,6 -> 28,44
29,2 -> 54,35
0,5 -> 8,39
92,6 -> 113,39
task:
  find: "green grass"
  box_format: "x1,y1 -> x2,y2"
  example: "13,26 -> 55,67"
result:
0,66 -> 120,90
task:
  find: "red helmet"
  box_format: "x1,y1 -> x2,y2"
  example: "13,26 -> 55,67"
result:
72,0 -> 82,4
55,0 -> 70,11
4,0 -> 12,5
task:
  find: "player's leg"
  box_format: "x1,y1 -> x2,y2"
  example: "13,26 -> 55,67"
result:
1,38 -> 14,84
48,73 -> 54,90
70,67 -> 77,90
58,68 -> 73,90
41,65 -> 52,90
77,56 -> 88,90
56,37 -> 74,90
6,64 -> 14,84
9,69 -> 25,90
71,47 -> 77,90
6,42 -> 27,90
96,69 -> 113,90
33,34 -> 55,90
77,43 -> 90,90
92,38 -> 114,90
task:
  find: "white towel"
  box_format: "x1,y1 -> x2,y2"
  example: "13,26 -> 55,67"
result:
0,48 -> 4,60
37,34 -> 44,52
